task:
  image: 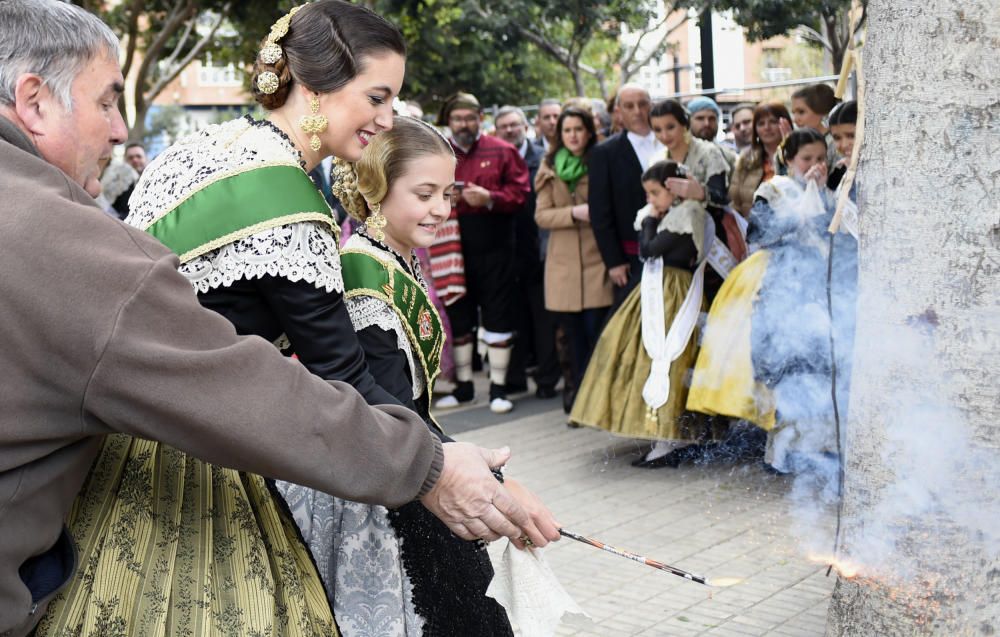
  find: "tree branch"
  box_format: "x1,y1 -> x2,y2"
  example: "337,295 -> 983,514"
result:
621,13 -> 688,83
120,0 -> 144,78
147,4 -> 232,103
133,0 -> 197,115
467,0 -> 603,76
619,12 -> 670,74
157,14 -> 197,78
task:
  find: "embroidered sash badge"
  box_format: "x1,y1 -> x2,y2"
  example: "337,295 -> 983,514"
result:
418,308 -> 434,340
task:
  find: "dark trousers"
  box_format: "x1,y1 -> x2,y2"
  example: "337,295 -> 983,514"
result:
558,307 -> 609,389
508,275 -> 561,389
446,249 -> 516,337
610,256 -> 643,312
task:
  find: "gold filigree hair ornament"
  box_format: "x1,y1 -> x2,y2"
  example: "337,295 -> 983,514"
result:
256,5 -> 303,95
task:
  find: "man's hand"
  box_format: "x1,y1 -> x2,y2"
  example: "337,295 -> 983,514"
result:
665,177 -> 705,202
461,183 -> 492,208
608,264 -> 629,287
420,442 -> 545,544
504,478 -> 561,549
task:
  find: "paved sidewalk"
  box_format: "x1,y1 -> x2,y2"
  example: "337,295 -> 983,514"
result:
449,404 -> 836,636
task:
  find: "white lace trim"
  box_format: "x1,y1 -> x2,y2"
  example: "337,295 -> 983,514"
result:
179,221 -> 342,293
125,116 -> 343,294
343,234 -> 427,399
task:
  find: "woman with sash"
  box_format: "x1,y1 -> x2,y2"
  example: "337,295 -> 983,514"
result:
38,3 -> 414,634
325,114 -> 532,635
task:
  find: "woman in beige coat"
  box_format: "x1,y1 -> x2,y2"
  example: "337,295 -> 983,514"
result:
729,101 -> 791,216
535,106 -> 613,409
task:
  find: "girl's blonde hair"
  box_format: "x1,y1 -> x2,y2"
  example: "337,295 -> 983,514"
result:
332,116 -> 454,222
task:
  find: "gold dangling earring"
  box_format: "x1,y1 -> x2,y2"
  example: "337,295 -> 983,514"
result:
299,95 -> 328,153
366,202 -> 387,242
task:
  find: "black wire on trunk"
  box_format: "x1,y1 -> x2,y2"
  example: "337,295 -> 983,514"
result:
826,232 -> 846,577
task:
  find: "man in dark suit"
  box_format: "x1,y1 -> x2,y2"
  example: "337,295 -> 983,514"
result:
495,105 -> 560,399
587,85 -> 663,306
308,155 -> 348,226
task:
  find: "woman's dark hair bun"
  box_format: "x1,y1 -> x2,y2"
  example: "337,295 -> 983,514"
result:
250,0 -> 406,111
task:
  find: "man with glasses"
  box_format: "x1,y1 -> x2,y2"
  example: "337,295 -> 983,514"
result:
434,93 -> 530,413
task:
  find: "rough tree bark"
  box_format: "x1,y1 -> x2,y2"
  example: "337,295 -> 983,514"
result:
827,0 -> 999,635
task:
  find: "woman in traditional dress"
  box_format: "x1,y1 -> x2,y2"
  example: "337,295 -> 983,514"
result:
569,161 -> 712,462
534,107 -> 613,413
37,3 -> 457,635
688,129 -> 850,474
649,98 -> 740,304
324,114 -> 534,636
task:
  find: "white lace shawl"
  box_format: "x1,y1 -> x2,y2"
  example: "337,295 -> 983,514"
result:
125,116 -> 343,294
633,199 -> 709,262
343,233 -> 427,400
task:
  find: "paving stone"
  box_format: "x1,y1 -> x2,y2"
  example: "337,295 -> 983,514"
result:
458,406 -> 835,636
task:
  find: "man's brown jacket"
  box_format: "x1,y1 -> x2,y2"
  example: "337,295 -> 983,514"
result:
0,117 -> 442,636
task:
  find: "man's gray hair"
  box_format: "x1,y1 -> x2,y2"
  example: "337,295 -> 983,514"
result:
0,0 -> 120,111
495,105 -> 528,127
538,98 -> 561,110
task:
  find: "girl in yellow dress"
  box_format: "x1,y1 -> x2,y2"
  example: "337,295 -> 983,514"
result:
688,129 -> 843,473
570,161 -> 710,456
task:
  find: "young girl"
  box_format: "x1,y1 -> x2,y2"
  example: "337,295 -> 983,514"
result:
826,100 -> 858,192
688,129 -> 841,474
328,115 -> 553,636
570,161 -> 712,466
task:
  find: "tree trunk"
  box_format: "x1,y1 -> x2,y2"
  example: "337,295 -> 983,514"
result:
571,64 -> 586,96
129,102 -> 149,144
827,0 -> 1000,634
823,13 -> 846,75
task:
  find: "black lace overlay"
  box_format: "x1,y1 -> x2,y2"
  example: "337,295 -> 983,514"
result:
388,478 -> 514,637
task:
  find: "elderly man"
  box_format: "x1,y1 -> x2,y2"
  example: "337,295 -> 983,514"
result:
0,4 -> 553,635
494,105 -> 560,399
687,95 -> 738,171
433,93 -> 531,413
588,84 -> 663,305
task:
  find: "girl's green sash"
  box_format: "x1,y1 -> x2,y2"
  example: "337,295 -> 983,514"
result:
145,163 -> 335,264
340,249 -> 445,404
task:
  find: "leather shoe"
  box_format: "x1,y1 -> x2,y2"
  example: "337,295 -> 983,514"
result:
632,454 -> 681,469
535,385 -> 557,399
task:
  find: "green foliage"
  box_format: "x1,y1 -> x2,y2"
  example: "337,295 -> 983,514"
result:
373,0 -> 620,111
699,0 -> 865,70
703,0 -> 849,42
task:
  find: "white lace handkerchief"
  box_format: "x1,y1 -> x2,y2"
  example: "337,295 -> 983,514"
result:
486,540 -> 591,636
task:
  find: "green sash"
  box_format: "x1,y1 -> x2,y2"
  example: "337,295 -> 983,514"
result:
340,249 -> 445,406
146,163 -> 335,264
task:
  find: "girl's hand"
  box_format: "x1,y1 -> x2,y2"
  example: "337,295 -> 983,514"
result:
504,478 -> 561,550
665,177 -> 705,201
571,204 -> 590,222
804,162 -> 827,185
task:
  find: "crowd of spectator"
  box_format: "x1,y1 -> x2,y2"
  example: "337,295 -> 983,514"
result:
417,84 -> 859,475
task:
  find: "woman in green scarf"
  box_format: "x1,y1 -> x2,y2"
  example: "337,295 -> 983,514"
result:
534,106 -> 613,412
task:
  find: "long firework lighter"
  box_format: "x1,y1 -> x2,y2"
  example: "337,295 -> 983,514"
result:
559,528 -> 710,586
